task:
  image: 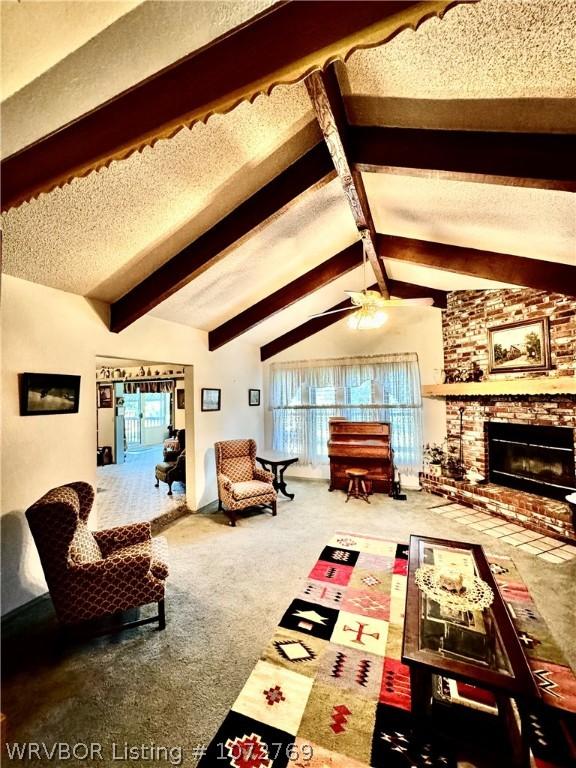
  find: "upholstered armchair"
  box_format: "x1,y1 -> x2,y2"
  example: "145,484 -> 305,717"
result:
25,481 -> 168,631
215,439 -> 277,527
163,429 -> 185,462
155,449 -> 186,495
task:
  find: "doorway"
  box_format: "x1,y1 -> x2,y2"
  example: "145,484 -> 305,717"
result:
95,356 -> 191,527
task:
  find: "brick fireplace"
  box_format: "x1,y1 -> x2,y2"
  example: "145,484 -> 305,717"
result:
422,288 -> 576,542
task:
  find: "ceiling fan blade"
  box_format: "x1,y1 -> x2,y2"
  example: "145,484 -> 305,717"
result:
390,297 -> 435,306
344,290 -> 367,307
309,306 -> 355,319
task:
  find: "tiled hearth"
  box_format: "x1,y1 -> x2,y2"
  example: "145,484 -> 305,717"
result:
424,496 -> 576,564
421,473 -> 575,541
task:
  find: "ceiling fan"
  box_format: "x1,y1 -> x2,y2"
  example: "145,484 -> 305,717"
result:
310,231 -> 433,330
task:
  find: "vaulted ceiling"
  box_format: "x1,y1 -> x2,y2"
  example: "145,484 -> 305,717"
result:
2,0 -> 575,360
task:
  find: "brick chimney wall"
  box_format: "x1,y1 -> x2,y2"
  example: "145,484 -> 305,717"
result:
428,288 -> 576,539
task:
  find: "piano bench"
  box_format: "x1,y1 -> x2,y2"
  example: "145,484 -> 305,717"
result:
345,468 -> 371,504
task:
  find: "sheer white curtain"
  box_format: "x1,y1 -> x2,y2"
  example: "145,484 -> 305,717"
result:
269,353 -> 423,475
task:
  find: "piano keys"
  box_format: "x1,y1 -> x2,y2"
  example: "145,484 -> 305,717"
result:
327,419 -> 393,494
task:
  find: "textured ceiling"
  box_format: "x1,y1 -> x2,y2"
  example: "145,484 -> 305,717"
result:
2,0 -> 574,353
363,173 -> 576,265
347,0 -> 576,98
1,0 -> 277,156
0,0 -> 141,100
151,178 -> 358,330
2,82 -> 318,301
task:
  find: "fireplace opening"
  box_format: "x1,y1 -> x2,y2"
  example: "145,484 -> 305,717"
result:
487,422 -> 576,502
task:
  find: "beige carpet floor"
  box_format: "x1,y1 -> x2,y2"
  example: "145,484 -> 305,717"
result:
96,445 -> 187,528
2,481 -> 575,767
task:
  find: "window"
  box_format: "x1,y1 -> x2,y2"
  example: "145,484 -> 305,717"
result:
269,354 -> 423,476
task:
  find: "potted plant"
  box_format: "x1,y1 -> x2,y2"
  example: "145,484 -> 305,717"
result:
442,445 -> 466,480
423,443 -> 444,477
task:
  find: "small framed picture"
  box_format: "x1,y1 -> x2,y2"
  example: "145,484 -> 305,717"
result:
488,317 -> 551,373
201,388 -> 221,412
97,384 -> 113,408
176,389 -> 185,409
248,388 -> 261,406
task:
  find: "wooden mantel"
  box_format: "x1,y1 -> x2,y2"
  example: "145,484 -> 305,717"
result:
422,377 -> 576,398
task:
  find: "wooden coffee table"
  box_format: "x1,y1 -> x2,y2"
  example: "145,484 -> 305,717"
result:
402,535 -> 540,766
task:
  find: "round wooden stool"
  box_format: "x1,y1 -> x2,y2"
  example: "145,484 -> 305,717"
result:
345,468 -> 371,503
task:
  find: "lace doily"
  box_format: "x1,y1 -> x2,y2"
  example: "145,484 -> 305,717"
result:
415,565 -> 494,611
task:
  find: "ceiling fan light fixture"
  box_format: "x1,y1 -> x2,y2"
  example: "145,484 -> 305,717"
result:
347,307 -> 388,331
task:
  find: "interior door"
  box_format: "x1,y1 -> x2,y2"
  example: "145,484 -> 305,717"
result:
141,392 -> 170,445
124,393 -> 141,446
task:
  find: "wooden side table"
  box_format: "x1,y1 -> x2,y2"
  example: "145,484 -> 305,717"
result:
256,454 -> 298,500
345,468 -> 371,503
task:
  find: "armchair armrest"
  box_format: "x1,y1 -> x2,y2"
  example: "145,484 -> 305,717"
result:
217,473 -> 233,491
69,550 -> 152,580
94,521 -> 151,555
254,467 -> 274,484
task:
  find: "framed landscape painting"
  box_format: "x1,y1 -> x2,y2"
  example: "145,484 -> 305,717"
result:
248,388 -> 260,406
488,317 -> 551,373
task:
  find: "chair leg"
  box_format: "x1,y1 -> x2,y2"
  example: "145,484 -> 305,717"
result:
167,482 -> 173,496
158,600 -> 166,630
218,499 -> 223,512
225,508 -> 237,527
271,499 -> 277,517
155,478 -> 159,488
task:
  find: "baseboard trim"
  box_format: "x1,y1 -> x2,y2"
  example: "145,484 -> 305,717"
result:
1,592 -> 51,626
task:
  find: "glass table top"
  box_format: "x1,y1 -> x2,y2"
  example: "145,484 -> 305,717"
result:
417,541 -> 513,676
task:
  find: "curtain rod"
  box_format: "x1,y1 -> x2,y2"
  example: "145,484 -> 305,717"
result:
270,353 -> 419,368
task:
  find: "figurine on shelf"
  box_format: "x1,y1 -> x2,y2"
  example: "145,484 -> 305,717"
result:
146,367 -> 151,376
139,366 -> 145,377
467,362 -> 483,382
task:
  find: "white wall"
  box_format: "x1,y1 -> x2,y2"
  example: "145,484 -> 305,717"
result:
263,306 -> 447,484
1,275 -> 264,614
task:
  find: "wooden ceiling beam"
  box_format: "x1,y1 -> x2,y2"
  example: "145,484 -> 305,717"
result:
378,234 -> 576,296
110,144 -> 334,332
1,1 -> 465,211
305,67 -> 389,297
260,279 -> 447,361
350,126 -> 576,191
209,242 -> 363,350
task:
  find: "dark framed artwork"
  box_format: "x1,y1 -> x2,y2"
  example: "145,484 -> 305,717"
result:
488,317 -> 551,373
201,388 -> 221,412
20,373 -> 81,416
248,388 -> 261,406
97,384 -> 113,408
176,388 -> 185,409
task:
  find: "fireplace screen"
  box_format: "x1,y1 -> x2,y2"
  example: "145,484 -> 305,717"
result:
487,422 -> 576,501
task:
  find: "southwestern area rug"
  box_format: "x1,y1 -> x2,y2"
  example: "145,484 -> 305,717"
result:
198,532 -> 576,768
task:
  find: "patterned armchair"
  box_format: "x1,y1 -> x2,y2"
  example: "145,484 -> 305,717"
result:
25,482 -> 168,631
215,439 -> 277,527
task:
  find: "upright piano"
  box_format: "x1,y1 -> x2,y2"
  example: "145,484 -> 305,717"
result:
327,419 -> 393,494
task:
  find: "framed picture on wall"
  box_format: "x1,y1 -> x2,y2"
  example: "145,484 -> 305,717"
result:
488,317 -> 551,373
97,384 -> 113,408
248,388 -> 261,406
20,373 -> 81,415
176,389 -> 185,409
201,388 -> 221,412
